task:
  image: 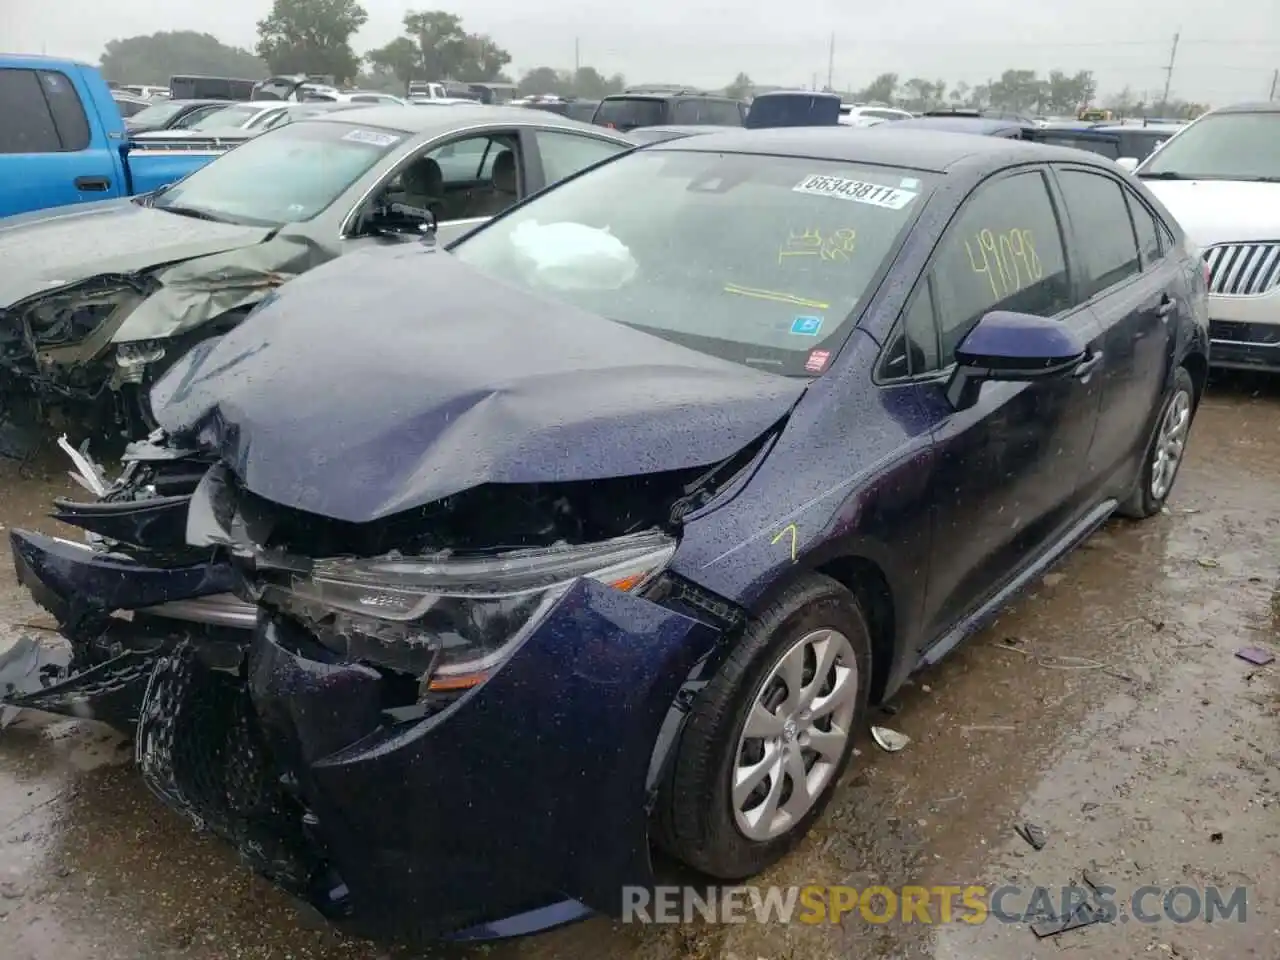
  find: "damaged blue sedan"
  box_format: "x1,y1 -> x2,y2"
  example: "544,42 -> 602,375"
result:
6,127 -> 1208,944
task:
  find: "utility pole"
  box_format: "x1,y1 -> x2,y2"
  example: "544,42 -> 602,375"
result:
826,32 -> 834,91
1270,68 -> 1278,100
1160,31 -> 1179,108
574,38 -> 580,74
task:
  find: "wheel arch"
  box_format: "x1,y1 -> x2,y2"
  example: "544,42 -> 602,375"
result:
1181,349 -> 1208,408
742,551 -> 901,707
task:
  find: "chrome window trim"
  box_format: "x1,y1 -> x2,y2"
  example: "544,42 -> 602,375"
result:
337,119 -> 633,240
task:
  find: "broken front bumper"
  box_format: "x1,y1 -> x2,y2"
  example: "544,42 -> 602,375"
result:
7,527 -> 721,942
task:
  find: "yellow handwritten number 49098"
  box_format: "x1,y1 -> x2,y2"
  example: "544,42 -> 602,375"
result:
965,228 -> 1042,299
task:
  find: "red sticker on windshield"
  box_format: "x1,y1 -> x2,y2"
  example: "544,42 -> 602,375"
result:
805,349 -> 831,373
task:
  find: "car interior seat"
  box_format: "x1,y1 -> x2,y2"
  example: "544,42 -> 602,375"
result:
396,156 -> 445,219
469,149 -> 519,218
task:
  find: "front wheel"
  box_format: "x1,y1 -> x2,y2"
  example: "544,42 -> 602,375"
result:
655,573 -> 871,879
1117,365 -> 1196,519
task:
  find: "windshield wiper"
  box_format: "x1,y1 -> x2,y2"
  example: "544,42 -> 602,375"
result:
1137,171 -> 1184,179
156,203 -> 227,223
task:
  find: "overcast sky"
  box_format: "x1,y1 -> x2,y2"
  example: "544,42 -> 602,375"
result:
4,0 -> 1278,103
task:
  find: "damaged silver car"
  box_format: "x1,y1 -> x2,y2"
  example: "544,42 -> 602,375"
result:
0,105 -> 634,439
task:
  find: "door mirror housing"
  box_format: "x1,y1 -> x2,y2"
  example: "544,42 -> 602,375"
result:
1115,156 -> 1139,172
365,200 -> 438,239
946,310 -> 1087,409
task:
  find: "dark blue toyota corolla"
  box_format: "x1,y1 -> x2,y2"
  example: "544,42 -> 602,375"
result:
7,127 -> 1209,944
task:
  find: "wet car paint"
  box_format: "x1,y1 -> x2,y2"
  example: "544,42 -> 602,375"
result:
0,376 -> 1276,959
149,247 -> 806,521
1,135 -> 1212,943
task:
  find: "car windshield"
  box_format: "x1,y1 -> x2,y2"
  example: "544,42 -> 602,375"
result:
126,101 -> 188,126
451,149 -> 933,376
1138,112 -> 1280,180
189,105 -> 265,131
595,97 -> 665,130
151,121 -> 405,227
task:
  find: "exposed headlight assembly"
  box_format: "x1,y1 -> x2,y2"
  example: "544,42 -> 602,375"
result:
263,530 -> 676,696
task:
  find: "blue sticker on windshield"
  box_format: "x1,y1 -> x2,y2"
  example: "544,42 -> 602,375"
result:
791,315 -> 824,336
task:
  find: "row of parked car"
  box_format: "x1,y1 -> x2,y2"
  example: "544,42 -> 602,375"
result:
0,48 -> 1275,952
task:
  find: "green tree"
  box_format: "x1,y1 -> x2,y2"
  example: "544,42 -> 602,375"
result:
99,31 -> 268,85
518,66 -> 571,97
467,34 -> 511,81
403,10 -> 469,79
899,77 -> 933,110
857,72 -> 898,105
255,0 -> 368,81
366,36 -> 419,88
724,72 -> 753,100
987,69 -> 1043,113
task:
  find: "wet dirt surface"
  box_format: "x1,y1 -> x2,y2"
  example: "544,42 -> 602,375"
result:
0,376 -> 1277,960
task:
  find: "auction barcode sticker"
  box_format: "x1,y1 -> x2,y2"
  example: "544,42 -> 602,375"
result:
792,175 -> 917,210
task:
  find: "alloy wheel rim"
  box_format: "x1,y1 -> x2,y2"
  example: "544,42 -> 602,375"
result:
732,628 -> 858,842
1150,389 -> 1191,501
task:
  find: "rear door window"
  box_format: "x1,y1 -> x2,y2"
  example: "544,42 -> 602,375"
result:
594,97 -> 665,130
534,129 -> 629,184
1126,190 -> 1163,267
0,68 -> 61,153
39,71 -> 90,150
1056,168 -> 1142,296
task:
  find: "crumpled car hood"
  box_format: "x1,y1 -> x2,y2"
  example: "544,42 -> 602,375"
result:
152,245 -> 807,524
0,199 -> 271,307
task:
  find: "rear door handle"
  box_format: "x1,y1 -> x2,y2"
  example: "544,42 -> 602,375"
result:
1155,295 -> 1177,318
74,176 -> 110,191
1072,350 -> 1105,379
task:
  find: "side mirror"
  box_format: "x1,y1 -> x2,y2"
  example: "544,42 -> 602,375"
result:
1115,156 -> 1139,171
946,311 -> 1088,410
366,201 -> 437,239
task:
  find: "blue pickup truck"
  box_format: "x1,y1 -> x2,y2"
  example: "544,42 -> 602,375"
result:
0,54 -> 233,218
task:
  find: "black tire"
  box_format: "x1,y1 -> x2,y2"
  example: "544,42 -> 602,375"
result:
655,573 -> 872,879
1117,365 -> 1196,519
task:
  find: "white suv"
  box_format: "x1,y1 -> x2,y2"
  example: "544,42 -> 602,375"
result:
1136,102 -> 1280,372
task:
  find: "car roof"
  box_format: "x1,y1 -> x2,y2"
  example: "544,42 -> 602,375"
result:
1212,101 -> 1280,114
1092,123 -> 1183,134
306,103 -> 628,136
601,91 -> 736,102
652,126 -> 1116,174
888,115 -> 1026,136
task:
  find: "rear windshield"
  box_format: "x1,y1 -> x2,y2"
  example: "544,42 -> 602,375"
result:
452,150 -> 934,377
1034,132 -> 1121,159
594,97 -> 666,130
189,104 -> 263,130
672,99 -> 743,126
126,101 -> 186,126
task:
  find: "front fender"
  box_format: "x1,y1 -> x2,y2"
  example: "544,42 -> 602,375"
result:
245,578 -> 720,941
110,234 -> 324,343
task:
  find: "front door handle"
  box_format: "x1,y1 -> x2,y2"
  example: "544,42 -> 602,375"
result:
75,176 -> 110,191
1072,350 -> 1105,379
1155,295 -> 1177,318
